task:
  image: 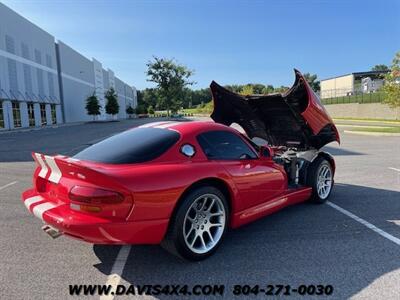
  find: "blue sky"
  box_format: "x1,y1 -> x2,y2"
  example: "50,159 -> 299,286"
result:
3,0 -> 400,90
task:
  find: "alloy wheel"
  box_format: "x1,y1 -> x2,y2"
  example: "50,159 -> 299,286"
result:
183,194 -> 226,254
317,164 -> 332,199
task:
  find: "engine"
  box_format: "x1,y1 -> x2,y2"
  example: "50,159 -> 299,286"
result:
272,147 -> 318,186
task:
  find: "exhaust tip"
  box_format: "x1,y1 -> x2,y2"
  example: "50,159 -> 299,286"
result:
42,224 -> 63,239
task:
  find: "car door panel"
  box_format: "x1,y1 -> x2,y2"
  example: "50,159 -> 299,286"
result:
219,159 -> 286,211
196,129 -> 287,212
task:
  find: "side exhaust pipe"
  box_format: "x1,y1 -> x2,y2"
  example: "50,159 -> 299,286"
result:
42,224 -> 63,239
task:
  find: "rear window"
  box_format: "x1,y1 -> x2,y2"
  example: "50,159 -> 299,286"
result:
73,127 -> 180,164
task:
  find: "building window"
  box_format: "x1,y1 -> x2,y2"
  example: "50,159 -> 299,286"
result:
34,49 -> 41,64
48,73 -> 55,98
21,43 -> 30,59
7,59 -> 18,94
51,104 -> 56,124
37,69 -> 44,97
12,102 -> 21,128
23,64 -> 33,94
5,35 -> 15,54
0,102 -> 4,129
46,54 -> 52,68
40,104 -> 47,126
27,103 -> 35,127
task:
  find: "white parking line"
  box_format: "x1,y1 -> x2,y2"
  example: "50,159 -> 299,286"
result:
327,201 -> 400,246
0,181 -> 18,191
100,245 -> 131,300
389,167 -> 400,172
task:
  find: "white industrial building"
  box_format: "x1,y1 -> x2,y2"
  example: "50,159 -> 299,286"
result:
320,71 -> 388,99
0,3 -> 137,130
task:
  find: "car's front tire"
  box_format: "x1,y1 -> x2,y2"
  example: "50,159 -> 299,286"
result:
162,186 -> 228,261
307,157 -> 334,204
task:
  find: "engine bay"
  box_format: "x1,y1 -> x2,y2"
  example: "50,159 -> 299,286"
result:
241,133 -> 319,187
272,146 -> 318,187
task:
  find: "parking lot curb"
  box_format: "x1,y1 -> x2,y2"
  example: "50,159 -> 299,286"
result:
0,122 -> 84,135
333,119 -> 400,125
344,130 -> 400,137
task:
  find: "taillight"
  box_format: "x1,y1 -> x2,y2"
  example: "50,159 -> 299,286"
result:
36,177 -> 49,193
69,186 -> 124,205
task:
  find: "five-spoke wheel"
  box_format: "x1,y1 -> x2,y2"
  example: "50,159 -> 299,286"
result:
307,156 -> 334,203
317,164 -> 332,200
183,194 -> 226,254
162,186 -> 228,261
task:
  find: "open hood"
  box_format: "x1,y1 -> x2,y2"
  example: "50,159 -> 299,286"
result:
210,69 -> 340,150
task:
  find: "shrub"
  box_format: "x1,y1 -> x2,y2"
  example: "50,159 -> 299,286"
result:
126,105 -> 135,118
85,93 -> 101,120
105,87 -> 119,117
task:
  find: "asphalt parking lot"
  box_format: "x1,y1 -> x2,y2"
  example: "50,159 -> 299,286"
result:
1,117 -> 399,299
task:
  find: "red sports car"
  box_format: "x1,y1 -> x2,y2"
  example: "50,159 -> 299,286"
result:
22,70 -> 339,260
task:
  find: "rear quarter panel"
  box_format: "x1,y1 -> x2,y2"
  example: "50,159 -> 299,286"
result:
101,161 -> 239,222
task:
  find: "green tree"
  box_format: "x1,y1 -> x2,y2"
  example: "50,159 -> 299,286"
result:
274,86 -> 289,93
85,93 -> 101,121
303,73 -> 320,92
382,51 -> 400,108
146,56 -> 194,115
135,104 -> 148,114
180,88 -> 192,108
136,90 -> 144,106
142,88 -> 158,109
137,88 -> 159,112
191,88 -> 211,106
240,85 -> 254,95
225,84 -> 275,95
372,64 -> 389,71
225,84 -> 242,93
105,87 -> 119,118
251,84 -> 265,94
262,85 -> 274,94
126,105 -> 134,118
148,105 -> 155,114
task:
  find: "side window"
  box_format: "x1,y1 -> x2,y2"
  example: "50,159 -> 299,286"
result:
197,130 -> 257,160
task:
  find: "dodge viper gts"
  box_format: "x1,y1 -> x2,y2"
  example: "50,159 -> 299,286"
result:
22,70 -> 340,260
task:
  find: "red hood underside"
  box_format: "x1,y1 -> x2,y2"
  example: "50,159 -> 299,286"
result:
210,69 -> 340,149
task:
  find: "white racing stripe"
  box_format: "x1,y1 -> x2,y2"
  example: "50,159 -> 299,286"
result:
100,245 -> 132,300
327,201 -> 400,246
154,122 -> 182,129
45,156 -> 62,183
32,202 -> 57,220
33,153 -> 63,183
24,195 -> 44,210
139,121 -> 170,128
0,181 -> 17,191
35,153 -> 49,178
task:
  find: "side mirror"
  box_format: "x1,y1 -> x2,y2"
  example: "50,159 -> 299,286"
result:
259,145 -> 274,159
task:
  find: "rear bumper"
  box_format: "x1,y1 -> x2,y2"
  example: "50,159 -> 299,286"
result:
22,188 -> 169,245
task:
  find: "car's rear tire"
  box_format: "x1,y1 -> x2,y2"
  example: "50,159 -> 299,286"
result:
162,186 -> 229,261
307,157 -> 334,204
